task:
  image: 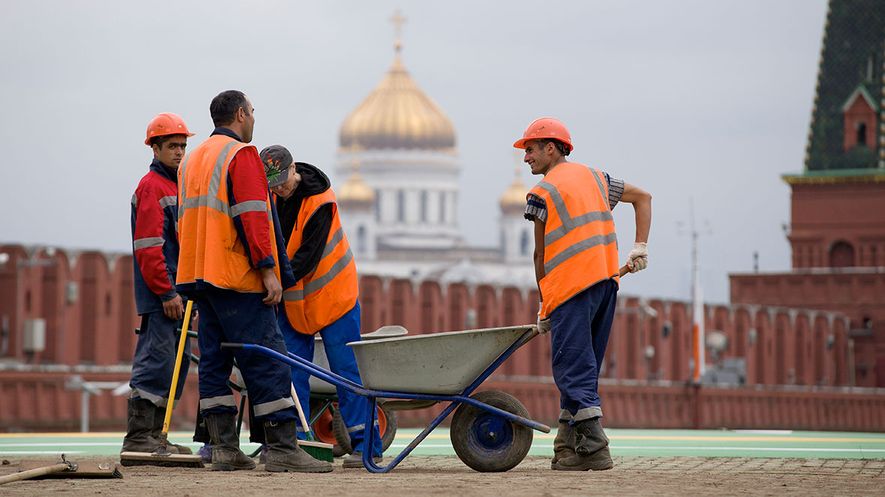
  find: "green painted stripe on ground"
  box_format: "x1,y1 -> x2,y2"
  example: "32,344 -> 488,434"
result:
2,429 -> 884,460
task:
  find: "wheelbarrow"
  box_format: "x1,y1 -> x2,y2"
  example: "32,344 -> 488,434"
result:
185,328 -> 402,457
221,324 -> 550,473
308,326 -> 407,456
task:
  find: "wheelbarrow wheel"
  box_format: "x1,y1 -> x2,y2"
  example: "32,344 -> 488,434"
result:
450,390 -> 533,472
309,401 -> 348,457
333,402 -> 397,454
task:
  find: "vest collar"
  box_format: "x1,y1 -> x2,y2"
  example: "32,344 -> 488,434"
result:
211,127 -> 243,142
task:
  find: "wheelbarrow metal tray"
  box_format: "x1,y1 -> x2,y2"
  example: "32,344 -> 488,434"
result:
347,325 -> 534,395
309,326 -> 409,394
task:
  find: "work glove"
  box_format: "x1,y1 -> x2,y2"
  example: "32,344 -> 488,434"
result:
537,305 -> 551,335
626,242 -> 648,273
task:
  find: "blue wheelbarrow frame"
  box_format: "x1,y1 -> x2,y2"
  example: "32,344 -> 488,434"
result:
221,326 -> 550,473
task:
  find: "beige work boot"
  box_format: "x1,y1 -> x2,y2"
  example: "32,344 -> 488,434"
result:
206,413 -> 256,471
552,417 -> 613,471
550,421 -> 576,468
263,420 -> 332,473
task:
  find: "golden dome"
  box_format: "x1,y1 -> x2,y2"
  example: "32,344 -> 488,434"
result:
500,167 -> 527,212
339,171 -> 375,204
339,50 -> 456,150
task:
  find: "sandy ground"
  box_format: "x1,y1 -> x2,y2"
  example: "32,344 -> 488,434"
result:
1,456 -> 884,497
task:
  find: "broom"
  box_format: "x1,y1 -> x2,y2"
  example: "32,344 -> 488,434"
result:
290,383 -> 334,462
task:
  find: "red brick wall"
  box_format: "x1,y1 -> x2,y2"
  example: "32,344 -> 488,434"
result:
3,372 -> 884,433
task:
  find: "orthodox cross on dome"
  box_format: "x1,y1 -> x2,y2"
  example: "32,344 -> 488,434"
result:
391,10 -> 406,53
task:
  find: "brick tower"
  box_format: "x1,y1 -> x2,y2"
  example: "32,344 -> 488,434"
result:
730,0 -> 885,387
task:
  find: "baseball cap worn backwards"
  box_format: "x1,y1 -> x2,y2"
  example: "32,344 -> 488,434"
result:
259,145 -> 293,188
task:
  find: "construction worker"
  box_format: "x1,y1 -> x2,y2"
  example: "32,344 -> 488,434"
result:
176,90 -> 331,473
124,113 -> 195,455
515,117 -> 652,471
259,145 -> 383,469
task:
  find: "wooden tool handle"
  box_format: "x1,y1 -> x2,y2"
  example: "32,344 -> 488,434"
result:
290,383 -> 313,439
0,463 -> 70,485
619,264 -> 630,277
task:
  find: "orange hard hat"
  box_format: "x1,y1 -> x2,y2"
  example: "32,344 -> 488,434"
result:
145,112 -> 195,146
512,117 -> 573,152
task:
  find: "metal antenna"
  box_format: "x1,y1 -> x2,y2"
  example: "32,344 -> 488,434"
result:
680,198 -> 712,384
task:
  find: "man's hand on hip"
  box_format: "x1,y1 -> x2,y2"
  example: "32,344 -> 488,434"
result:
261,268 -> 282,305
626,242 -> 648,273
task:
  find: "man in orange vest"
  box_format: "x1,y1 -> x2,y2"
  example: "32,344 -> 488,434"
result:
260,144 -> 383,469
176,90 -> 330,473
515,117 -> 652,471
125,113 -> 195,456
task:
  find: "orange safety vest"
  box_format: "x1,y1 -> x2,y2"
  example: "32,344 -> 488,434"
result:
281,189 -> 358,335
529,162 -> 620,319
176,134 -> 281,293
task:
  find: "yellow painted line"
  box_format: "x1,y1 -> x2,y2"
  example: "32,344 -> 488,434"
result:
0,432 -> 125,439
5,432 -> 885,445
389,433 -> 885,443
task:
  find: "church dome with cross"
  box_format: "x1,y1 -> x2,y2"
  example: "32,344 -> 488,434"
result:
335,12 -> 536,289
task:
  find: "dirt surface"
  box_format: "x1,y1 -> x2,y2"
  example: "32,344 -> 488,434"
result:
1,456 -> 883,497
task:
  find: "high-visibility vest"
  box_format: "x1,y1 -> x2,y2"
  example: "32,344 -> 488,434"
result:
176,134 -> 281,293
529,162 -> 620,319
281,189 -> 358,335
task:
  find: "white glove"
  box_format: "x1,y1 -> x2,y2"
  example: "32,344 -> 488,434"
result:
626,242 -> 648,273
537,306 -> 551,335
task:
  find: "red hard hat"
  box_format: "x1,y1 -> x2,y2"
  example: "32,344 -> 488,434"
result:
145,113 -> 195,146
513,117 -> 573,152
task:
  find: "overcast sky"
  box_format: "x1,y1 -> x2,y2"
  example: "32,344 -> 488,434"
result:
0,0 -> 828,303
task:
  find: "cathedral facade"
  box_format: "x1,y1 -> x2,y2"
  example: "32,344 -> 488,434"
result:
332,37 -> 536,289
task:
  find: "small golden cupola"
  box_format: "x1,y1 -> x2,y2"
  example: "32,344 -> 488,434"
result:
499,166 -> 528,215
338,151 -> 375,206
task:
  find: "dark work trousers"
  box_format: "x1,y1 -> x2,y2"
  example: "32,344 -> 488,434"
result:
280,301 -> 383,456
130,311 -> 190,407
549,278 -> 618,423
195,287 -> 297,423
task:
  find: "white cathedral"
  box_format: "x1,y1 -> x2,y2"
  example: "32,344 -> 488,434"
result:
333,31 -> 536,289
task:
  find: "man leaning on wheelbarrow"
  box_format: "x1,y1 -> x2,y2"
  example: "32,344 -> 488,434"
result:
259,144 -> 384,469
515,117 -> 652,471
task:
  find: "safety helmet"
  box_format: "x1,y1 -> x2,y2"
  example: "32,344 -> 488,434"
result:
512,117 -> 573,152
145,112 -> 195,146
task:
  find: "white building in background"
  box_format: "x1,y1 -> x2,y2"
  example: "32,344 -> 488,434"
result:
334,31 -> 535,288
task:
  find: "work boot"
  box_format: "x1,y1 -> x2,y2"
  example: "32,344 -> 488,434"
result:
151,405 -> 193,454
205,412 -> 256,471
550,421 -> 576,468
263,420 -> 332,473
342,451 -> 383,469
122,398 -> 159,453
552,417 -> 613,471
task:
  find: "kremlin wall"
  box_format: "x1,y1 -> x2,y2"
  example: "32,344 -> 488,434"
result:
1,243 -> 883,432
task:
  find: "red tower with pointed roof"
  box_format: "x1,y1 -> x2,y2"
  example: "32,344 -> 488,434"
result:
730,0 -> 885,387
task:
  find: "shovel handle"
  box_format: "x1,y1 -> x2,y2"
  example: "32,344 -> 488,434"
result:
619,264 -> 630,277
0,463 -> 71,485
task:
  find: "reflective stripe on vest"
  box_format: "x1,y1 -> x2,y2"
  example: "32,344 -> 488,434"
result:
281,189 -> 359,334
176,135 -> 281,292
529,163 -> 620,318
